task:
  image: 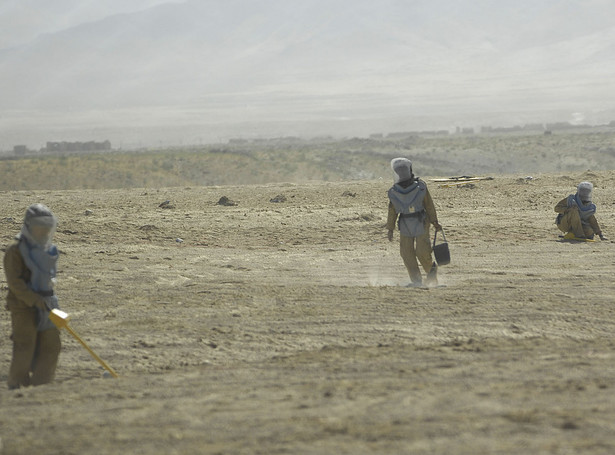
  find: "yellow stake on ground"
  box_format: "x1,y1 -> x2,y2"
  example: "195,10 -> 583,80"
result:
49,308 -> 119,378
562,232 -> 596,242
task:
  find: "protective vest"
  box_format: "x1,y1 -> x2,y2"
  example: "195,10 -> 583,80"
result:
388,179 -> 427,237
18,238 -> 60,331
567,194 -> 596,226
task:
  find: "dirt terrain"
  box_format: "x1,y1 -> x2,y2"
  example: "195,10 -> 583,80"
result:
1,171 -> 615,454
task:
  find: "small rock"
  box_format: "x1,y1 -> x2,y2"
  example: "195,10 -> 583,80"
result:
85,209 -> 94,216
510,324 -> 523,334
562,420 -> 579,430
175,238 -> 184,243
342,191 -> 357,197
359,213 -> 376,221
159,200 -> 175,209
199,338 -> 218,349
217,196 -> 238,206
270,194 -> 287,203
138,224 -> 157,231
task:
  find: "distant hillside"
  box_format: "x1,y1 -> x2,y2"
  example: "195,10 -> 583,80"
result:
1,132 -> 615,191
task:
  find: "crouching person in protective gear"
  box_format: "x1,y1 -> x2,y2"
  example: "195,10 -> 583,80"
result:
386,158 -> 442,286
4,204 -> 61,389
555,182 -> 606,241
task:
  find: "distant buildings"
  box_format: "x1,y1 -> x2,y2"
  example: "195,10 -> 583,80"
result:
13,145 -> 28,155
5,140 -> 112,156
45,140 -> 111,152
384,130 -> 449,139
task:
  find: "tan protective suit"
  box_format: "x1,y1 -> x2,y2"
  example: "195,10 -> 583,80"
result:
387,186 -> 439,284
554,197 -> 602,238
4,242 -> 61,389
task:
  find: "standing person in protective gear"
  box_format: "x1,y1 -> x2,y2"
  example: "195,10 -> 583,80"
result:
555,182 -> 607,241
4,204 -> 61,389
387,158 -> 442,286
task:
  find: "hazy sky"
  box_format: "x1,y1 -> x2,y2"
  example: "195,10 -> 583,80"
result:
2,0 -> 615,147
0,0 -> 183,49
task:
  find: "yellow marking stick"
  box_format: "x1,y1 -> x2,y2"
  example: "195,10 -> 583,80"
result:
49,309 -> 119,378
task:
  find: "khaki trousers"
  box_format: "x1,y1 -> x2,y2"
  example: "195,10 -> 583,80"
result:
557,209 -> 593,238
400,227 -> 434,283
8,305 -> 61,389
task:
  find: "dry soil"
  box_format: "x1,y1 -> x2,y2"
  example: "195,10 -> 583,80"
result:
1,172 -> 615,454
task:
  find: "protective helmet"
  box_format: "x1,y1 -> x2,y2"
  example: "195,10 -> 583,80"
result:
577,181 -> 593,202
21,203 -> 57,247
390,157 -> 413,183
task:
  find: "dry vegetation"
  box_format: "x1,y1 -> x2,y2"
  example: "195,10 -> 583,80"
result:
1,131 -> 615,190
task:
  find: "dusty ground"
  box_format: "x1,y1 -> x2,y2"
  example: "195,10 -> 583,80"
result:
1,171 -> 615,454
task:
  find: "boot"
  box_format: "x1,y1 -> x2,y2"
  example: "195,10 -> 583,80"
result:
425,262 -> 438,286
408,270 -> 423,287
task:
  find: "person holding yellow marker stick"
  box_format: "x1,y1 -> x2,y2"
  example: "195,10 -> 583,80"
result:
4,204 -> 61,389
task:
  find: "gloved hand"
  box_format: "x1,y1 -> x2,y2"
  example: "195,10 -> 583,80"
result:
599,233 -> 607,241
387,229 -> 394,242
433,221 -> 442,231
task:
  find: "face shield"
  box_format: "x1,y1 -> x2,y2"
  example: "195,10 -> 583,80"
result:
21,204 -> 57,247
26,217 -> 57,246
390,157 -> 413,183
577,181 -> 593,204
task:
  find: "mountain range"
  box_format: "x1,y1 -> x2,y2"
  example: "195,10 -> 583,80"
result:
1,0 -> 615,144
